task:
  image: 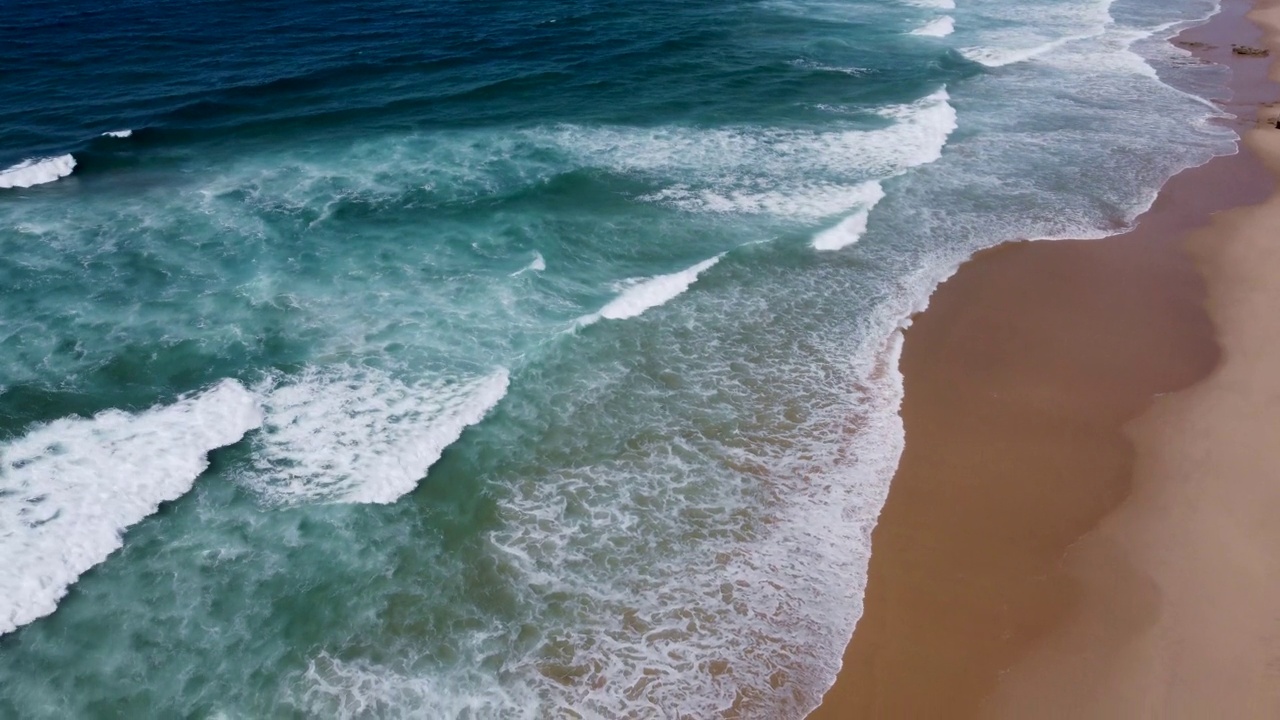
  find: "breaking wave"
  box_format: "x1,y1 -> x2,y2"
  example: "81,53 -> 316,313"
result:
0,155 -> 76,189
0,381 -> 262,635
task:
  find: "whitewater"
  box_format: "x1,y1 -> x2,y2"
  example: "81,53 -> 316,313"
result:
0,155 -> 75,189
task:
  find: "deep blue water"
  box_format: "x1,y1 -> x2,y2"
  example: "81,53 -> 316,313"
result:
0,0 -> 1234,716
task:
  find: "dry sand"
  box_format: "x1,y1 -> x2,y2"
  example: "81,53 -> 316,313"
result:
808,0 -> 1280,717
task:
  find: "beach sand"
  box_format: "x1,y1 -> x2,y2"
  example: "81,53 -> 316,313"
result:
808,0 -> 1280,717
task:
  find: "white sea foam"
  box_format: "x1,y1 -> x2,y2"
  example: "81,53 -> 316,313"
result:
581,255 -> 722,324
644,182 -> 884,219
294,652 -> 539,720
805,92 -> 954,251
102,130 -> 133,138
910,16 -> 955,37
957,0 -> 1116,67
511,252 -> 546,275
606,88 -> 954,221
245,367 -> 509,504
0,154 -> 76,189
812,181 -> 887,250
470,291 -> 922,717
0,380 -> 262,635
961,35 -> 1082,66
576,88 -> 955,181
906,0 -> 955,8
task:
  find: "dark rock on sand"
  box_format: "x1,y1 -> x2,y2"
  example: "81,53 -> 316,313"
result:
1232,44 -> 1270,56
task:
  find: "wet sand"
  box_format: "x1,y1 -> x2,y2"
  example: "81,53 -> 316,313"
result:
808,0 -> 1280,717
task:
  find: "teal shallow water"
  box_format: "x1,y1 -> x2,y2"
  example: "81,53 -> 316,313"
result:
0,0 -> 1237,716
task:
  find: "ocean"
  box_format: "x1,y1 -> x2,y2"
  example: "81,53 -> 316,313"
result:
0,0 -> 1235,716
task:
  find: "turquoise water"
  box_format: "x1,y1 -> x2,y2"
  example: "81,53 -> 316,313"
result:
0,0 -> 1235,716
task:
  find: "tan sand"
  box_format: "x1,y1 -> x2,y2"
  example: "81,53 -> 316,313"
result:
808,0 -> 1280,717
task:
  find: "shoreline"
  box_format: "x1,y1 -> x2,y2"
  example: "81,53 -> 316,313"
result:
808,0 -> 1280,716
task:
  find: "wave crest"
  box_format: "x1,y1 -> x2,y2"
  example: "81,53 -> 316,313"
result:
0,155 -> 76,189
582,255 -> 722,324
910,16 -> 955,37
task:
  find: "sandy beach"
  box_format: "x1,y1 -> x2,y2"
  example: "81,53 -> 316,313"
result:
809,0 -> 1280,717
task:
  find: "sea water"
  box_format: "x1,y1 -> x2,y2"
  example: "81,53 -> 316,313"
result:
0,0 -> 1235,716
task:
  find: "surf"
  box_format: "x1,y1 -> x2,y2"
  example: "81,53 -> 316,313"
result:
0,155 -> 76,189
0,381 -> 262,636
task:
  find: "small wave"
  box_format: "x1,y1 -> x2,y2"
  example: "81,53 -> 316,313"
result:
102,130 -> 133,138
812,181 -> 887,250
582,255 -> 722,324
0,380 -> 263,635
0,154 -> 76,189
510,252 -> 546,276
906,0 -> 954,8
245,367 -> 509,504
910,16 -> 955,37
